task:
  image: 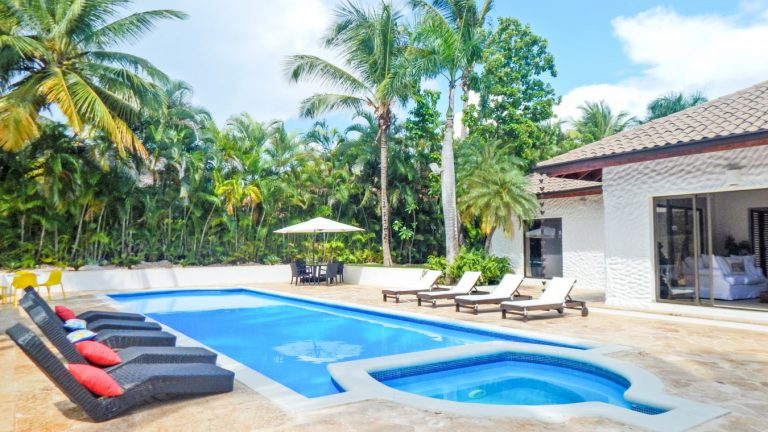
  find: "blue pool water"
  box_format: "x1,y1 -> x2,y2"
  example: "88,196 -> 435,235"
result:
109,289 -> 587,398
372,353 -> 666,414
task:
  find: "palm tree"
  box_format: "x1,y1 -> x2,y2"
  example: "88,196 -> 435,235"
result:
0,0 -> 186,155
457,138 -> 537,252
408,0 -> 490,262
572,101 -> 635,144
645,91 -> 708,122
285,1 -> 415,266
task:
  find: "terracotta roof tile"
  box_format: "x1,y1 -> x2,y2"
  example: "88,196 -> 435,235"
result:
538,80 -> 768,168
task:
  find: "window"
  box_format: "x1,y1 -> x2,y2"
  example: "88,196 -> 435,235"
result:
525,218 -> 563,278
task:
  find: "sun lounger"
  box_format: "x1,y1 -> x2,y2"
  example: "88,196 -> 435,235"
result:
22,302 -> 217,371
454,274 -> 531,314
6,324 -> 234,422
23,287 -> 146,322
381,270 -> 442,303
500,277 -> 588,321
23,287 -> 158,331
20,292 -> 177,349
416,271 -> 482,307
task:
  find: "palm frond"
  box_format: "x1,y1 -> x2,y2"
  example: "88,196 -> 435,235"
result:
299,93 -> 365,118
284,54 -> 368,96
83,9 -> 187,48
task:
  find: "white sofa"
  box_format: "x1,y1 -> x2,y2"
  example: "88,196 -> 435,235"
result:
684,255 -> 767,300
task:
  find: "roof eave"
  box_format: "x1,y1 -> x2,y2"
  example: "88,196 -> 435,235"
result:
535,129 -> 768,178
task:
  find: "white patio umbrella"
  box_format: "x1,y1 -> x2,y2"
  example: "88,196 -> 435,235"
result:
274,217 -> 364,262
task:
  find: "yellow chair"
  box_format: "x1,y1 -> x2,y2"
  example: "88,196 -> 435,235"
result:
0,277 -> 7,304
39,270 -> 65,301
12,272 -> 39,307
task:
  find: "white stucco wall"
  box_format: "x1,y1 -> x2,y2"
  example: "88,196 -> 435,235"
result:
602,145 -> 768,307
490,195 -> 606,291
44,264 -> 430,293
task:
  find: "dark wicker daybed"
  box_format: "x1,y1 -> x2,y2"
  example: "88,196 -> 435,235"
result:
20,290 -> 176,349
21,299 -> 218,371
23,287 -> 160,331
6,324 -> 234,422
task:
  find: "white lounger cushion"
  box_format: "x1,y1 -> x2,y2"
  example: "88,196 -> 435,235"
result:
430,271 -> 481,295
455,274 -> 524,301
501,277 -> 576,308
386,270 -> 442,293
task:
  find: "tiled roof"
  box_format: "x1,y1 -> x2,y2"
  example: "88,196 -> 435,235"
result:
527,174 -> 601,194
538,80 -> 768,168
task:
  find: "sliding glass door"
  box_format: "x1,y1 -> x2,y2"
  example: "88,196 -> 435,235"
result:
653,195 -> 713,305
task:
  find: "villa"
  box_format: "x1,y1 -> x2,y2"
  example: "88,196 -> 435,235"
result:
492,80 -> 768,314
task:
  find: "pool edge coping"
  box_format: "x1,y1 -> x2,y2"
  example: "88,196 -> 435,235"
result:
100,286 -> 722,426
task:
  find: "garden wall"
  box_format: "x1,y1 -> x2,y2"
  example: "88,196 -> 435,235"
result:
60,265 -> 291,292
57,264 -> 430,292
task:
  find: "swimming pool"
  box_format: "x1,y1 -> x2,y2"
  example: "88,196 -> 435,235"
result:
372,353 -> 666,414
109,288 -> 588,398
109,288 -> 727,430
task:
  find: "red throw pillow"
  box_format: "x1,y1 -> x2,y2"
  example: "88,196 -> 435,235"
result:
67,364 -> 124,397
75,341 -> 122,367
55,305 -> 77,321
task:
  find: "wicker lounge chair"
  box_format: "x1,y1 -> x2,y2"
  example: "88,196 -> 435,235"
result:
23,287 -> 148,324
454,274 -> 531,314
23,287 -> 160,332
20,292 -> 176,349
500,277 -> 588,321
22,302 -> 217,371
416,271 -> 482,307
6,324 -> 234,422
381,270 -> 442,303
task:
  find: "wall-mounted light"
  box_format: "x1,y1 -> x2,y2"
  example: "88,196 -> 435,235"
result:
725,168 -> 742,186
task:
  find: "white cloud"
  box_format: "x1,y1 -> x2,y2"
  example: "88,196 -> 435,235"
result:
556,6 -> 768,122
128,0 -> 336,125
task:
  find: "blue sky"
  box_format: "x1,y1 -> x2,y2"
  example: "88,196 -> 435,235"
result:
128,0 -> 768,129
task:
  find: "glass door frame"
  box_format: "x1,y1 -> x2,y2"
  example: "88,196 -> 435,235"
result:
653,193 -> 715,307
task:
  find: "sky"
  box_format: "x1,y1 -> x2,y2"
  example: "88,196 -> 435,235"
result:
127,0 -> 768,129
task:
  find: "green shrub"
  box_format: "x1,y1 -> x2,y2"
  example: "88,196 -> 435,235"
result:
426,248 -> 511,284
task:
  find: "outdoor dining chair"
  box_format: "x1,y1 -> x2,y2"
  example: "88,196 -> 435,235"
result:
38,269 -> 65,301
11,272 -> 38,307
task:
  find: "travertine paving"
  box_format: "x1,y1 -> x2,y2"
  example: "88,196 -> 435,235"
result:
1,283 -> 766,432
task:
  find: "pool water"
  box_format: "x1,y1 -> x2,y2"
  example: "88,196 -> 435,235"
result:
379,360 -> 631,406
371,354 -> 667,414
110,289 -> 586,398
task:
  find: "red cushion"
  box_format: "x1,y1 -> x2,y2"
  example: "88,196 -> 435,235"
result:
75,341 -> 122,367
55,305 -> 76,321
67,364 -> 124,397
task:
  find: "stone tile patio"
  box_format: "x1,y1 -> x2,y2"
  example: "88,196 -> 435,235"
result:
1,283 -> 766,432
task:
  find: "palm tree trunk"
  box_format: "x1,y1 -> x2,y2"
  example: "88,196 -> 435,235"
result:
377,108 -> 393,267
36,224 -> 46,260
442,82 -> 460,262
199,205 -> 216,252
71,203 -> 88,260
484,227 -> 496,254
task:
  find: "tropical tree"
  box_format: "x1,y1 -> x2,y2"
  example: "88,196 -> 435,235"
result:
409,0 -> 490,262
457,138 -> 538,252
0,0 -> 186,154
645,91 -> 708,122
284,0 -> 416,266
461,16 -> 558,171
572,100 -> 635,144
